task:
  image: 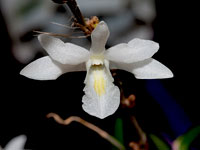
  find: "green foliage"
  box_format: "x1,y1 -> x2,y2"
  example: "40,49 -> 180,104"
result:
173,126 -> 200,150
149,134 -> 170,150
16,0 -> 42,17
114,118 -> 124,144
112,118 -> 124,150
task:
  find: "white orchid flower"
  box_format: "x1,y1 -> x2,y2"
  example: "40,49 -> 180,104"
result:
20,21 -> 173,119
1,135 -> 27,150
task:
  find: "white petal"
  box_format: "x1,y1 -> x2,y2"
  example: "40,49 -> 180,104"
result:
90,21 -> 110,54
111,58 -> 173,79
104,59 -> 114,82
20,56 -> 86,80
82,65 -> 120,119
38,34 -> 90,65
5,135 -> 27,150
105,38 -> 159,63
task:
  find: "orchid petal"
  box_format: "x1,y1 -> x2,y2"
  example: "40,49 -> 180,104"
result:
4,135 -> 26,150
38,34 -> 90,65
111,58 -> 173,79
105,38 -> 159,63
20,56 -> 86,80
90,21 -> 110,54
82,65 -> 120,119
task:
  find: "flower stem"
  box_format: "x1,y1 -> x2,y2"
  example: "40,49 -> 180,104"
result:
130,116 -> 148,150
47,113 -> 126,150
65,0 -> 86,26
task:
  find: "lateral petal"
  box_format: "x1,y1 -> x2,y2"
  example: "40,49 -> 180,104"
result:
111,58 -> 173,79
38,34 -> 90,65
82,65 -> 120,119
105,38 -> 159,63
20,56 -> 86,80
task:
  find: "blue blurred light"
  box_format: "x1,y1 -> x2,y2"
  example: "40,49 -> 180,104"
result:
146,80 -> 192,137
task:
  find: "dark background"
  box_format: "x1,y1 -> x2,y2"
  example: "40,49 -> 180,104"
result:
0,0 -> 199,149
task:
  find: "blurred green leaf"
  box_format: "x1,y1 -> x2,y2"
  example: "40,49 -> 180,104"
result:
149,134 -> 170,150
173,126 -> 200,150
115,118 -> 124,144
17,0 -> 42,17
112,118 -> 124,150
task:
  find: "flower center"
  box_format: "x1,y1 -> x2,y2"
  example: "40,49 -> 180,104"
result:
90,55 -> 104,65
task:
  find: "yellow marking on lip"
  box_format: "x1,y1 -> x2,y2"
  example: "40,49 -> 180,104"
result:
93,69 -> 106,96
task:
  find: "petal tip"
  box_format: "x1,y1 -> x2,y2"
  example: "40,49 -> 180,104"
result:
19,67 -> 29,78
154,42 -> 160,51
19,57 -> 62,80
93,21 -> 109,35
37,34 -> 45,42
165,70 -> 174,78
82,104 -> 113,119
159,66 -> 174,79
16,135 -> 27,143
98,21 -> 106,25
19,67 -> 35,80
5,135 -> 27,150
